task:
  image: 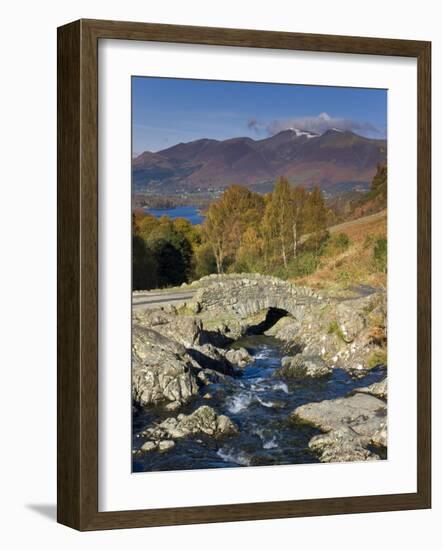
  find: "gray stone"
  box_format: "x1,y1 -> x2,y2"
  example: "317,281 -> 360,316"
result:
336,302 -> 365,342
277,354 -> 332,379
371,421 -> 387,447
292,393 -> 386,435
185,276 -> 386,376
164,401 -> 182,412
158,440 -> 175,452
261,289 -> 387,376
309,426 -> 379,463
132,360 -> 199,408
189,273 -> 325,322
265,317 -> 299,337
134,309 -> 203,348
139,439 -> 175,454
225,347 -> 253,368
292,392 -> 387,462
140,441 -> 157,453
132,275 -> 389,465
187,344 -> 235,375
132,326 -> 200,408
132,324 -> 187,360
139,406 -> 238,451
354,378 -> 387,400
196,368 -> 228,386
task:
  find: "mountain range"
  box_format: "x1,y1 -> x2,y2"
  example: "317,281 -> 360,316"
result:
132,128 -> 387,196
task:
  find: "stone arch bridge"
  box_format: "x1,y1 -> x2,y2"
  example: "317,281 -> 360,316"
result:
189,274 -> 326,321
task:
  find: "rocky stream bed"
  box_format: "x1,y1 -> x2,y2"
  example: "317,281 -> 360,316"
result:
132,274 -> 388,472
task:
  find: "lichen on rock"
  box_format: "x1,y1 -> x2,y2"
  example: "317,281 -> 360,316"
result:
292,391 -> 387,462
137,406 -> 239,454
132,325 -> 200,408
277,354 -> 332,379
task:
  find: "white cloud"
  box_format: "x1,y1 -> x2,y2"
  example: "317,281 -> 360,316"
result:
265,112 -> 384,138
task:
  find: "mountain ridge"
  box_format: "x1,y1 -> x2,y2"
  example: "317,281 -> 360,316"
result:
133,128 -> 387,195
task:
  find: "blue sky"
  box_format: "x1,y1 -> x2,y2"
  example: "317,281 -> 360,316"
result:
132,77 -> 387,154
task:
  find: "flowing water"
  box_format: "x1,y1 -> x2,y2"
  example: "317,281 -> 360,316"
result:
132,335 -> 386,472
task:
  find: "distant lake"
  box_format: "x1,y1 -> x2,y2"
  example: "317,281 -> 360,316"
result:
145,205 -> 205,225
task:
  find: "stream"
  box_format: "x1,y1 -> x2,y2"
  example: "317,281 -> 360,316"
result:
132,335 -> 386,472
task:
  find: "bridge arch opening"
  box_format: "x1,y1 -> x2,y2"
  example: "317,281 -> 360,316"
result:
245,307 -> 290,335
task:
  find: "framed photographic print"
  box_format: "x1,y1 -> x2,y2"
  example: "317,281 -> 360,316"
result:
57,19 -> 431,530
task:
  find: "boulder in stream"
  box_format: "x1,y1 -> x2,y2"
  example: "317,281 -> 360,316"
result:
132,326 -> 200,408
277,354 -> 332,379
292,392 -> 387,462
353,377 -> 387,400
225,347 -> 253,368
137,406 -> 239,453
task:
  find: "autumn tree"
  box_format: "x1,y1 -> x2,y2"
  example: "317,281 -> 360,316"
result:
371,163 -> 387,196
194,243 -> 217,278
303,186 -> 328,257
236,227 -> 264,271
203,200 -> 228,274
373,236 -> 387,273
290,186 -> 307,258
133,212 -> 195,286
173,217 -> 202,249
263,177 -> 292,268
138,213 -> 162,241
132,209 -> 145,235
261,194 -> 274,270
221,185 -> 264,259
132,182 -> 331,286
203,185 -> 264,273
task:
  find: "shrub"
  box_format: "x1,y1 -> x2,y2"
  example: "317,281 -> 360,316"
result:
367,349 -> 388,368
363,234 -> 375,249
373,237 -> 387,272
193,243 -> 217,279
323,232 -> 350,257
302,230 -> 330,254
290,252 -> 319,278
335,232 -> 350,250
327,319 -> 345,341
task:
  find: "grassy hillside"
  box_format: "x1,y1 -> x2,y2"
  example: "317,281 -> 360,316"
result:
295,209 -> 387,292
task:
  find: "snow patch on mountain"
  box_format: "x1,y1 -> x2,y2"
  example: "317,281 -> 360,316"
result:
289,128 -> 319,139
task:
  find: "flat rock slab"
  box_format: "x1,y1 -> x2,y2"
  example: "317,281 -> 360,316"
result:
354,377 -> 387,400
292,392 -> 387,438
292,392 -> 387,463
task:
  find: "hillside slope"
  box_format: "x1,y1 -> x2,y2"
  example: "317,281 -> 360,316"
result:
296,209 -> 387,292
